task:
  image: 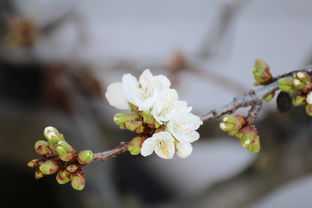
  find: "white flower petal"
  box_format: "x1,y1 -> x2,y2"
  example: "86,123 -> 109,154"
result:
176,142 -> 193,158
153,74 -> 171,89
188,131 -> 200,142
167,112 -> 203,143
154,134 -> 175,159
307,91 -> 312,105
151,89 -> 179,123
105,82 -> 130,110
122,73 -> 140,106
141,137 -> 157,157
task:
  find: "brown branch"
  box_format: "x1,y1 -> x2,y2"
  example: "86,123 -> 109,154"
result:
93,142 -> 129,161
200,65 -> 312,122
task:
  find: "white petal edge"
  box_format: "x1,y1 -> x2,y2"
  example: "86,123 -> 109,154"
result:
105,82 -> 130,110
307,91 -> 312,104
141,137 -> 156,157
176,142 -> 193,158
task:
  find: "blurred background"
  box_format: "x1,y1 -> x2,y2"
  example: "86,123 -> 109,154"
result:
1,0 -> 312,207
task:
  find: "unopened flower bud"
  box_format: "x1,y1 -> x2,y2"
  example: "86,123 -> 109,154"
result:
55,145 -> 75,162
44,126 -> 65,150
253,59 -> 272,85
35,169 -> 45,179
113,113 -> 139,125
141,112 -> 155,125
306,91 -> 312,105
44,126 -> 59,140
27,159 -> 40,168
128,102 -> 139,113
305,104 -> 312,116
77,150 -> 93,165
264,92 -> 275,102
293,78 -> 305,90
66,164 -> 79,173
278,77 -> 297,94
294,71 -> 311,83
128,136 -> 144,155
125,120 -> 144,133
39,160 -> 60,175
71,171 -> 86,191
239,126 -> 260,153
219,115 -> 245,132
34,140 -> 53,157
292,94 -> 307,106
56,170 -> 71,185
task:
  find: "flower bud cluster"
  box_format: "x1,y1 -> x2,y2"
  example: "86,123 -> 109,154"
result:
27,126 -> 94,191
105,69 -> 203,159
220,115 -> 260,152
277,71 -> 312,116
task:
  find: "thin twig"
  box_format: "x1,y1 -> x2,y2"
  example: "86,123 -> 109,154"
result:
200,65 -> 312,121
93,142 -> 129,161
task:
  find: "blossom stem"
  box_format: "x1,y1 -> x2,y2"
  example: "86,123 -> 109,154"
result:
93,142 -> 129,161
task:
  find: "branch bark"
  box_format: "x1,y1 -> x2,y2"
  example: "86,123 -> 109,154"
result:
93,142 -> 129,161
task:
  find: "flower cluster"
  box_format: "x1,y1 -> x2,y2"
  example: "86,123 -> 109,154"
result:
105,69 -> 203,159
219,115 -> 260,152
278,71 -> 312,116
27,127 -> 94,191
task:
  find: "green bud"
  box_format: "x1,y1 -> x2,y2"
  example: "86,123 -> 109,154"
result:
305,104 -> 312,116
293,78 -> 305,90
44,127 -> 65,150
264,92 -> 275,102
77,150 -> 93,165
239,126 -> 260,153
71,171 -> 86,191
141,112 -> 155,125
128,102 -> 139,113
66,164 -> 79,173
228,130 -> 239,136
35,140 -> 53,157
56,170 -> 71,184
27,159 -> 40,168
219,115 -> 245,132
154,120 -> 161,129
55,146 -> 75,162
294,71 -> 311,83
39,160 -> 60,175
292,94 -> 307,106
44,126 -> 59,137
253,59 -> 272,85
278,77 -> 297,94
125,120 -> 144,133
35,169 -> 45,179
113,113 -> 139,126
56,140 -> 74,151
128,136 -> 144,155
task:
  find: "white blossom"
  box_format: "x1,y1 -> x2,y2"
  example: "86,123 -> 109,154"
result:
175,141 -> 193,158
106,68 -> 203,159
167,112 -> 203,143
141,131 -> 175,159
122,69 -> 171,111
307,91 -> 312,104
105,82 -> 130,110
151,89 -> 191,124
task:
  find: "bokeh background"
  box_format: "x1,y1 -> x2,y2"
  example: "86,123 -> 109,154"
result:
1,0 -> 312,207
